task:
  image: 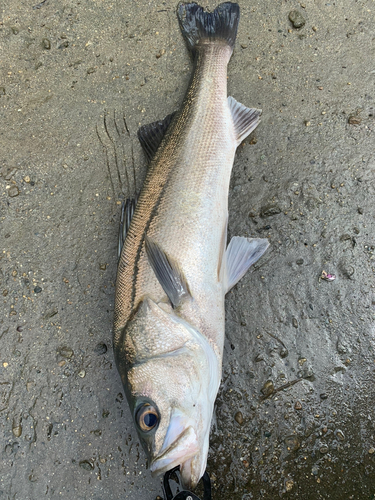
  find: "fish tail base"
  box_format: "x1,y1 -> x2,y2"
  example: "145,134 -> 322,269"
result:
177,2 -> 240,53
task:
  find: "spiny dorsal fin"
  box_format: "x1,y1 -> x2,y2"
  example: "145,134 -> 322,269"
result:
137,112 -> 176,163
228,96 -> 262,145
118,195 -> 138,259
145,236 -> 191,308
225,236 -> 269,293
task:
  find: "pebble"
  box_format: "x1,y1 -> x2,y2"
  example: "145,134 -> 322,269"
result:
0,87 -> 5,95
289,10 -> 306,29
280,347 -> 288,358
8,185 -> 19,197
284,435 -> 300,451
348,115 -> 361,125
320,445 -> 329,453
94,342 -> 107,355
358,207 -> 364,214
78,370 -> 86,378
42,38 -> 51,49
24,175 -> 31,183
296,258 -> 304,265
156,48 -> 165,59
294,401 -> 302,410
292,318 -> 298,328
87,67 -> 96,74
79,460 -> 94,471
285,479 -> 294,492
320,393 -> 328,400
369,448 -> 375,454
99,263 -> 107,270
261,380 -> 274,397
260,204 -> 281,217
34,286 -> 42,294
336,429 -> 345,441
12,425 -> 22,438
234,411 -> 244,425
59,346 -> 74,359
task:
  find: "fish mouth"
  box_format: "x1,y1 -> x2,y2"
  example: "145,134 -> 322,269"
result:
150,425 -> 199,478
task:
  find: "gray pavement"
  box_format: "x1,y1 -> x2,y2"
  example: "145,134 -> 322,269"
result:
1,0 -> 374,498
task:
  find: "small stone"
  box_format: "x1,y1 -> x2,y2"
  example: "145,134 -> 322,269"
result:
296,258 -> 304,265
288,10 -> 306,29
79,460 -> 94,471
0,87 -> 5,95
34,286 -> 42,294
94,342 -> 107,355
292,318 -> 298,328
261,380 -> 274,397
78,370 -> 86,378
348,115 -> 361,125
87,67 -> 96,74
249,137 -> 257,145
59,346 -> 74,359
358,207 -> 363,214
234,411 -> 244,425
102,409 -> 110,418
294,401 -> 302,410
305,120 -> 311,126
241,44 -> 248,49
280,347 -> 289,358
11,26 -> 19,35
156,48 -> 165,59
336,429 -> 345,441
320,445 -> 329,453
260,204 -> 281,217
24,175 -> 31,183
285,435 -> 300,451
320,393 -> 328,400
264,430 -> 272,438
59,41 -> 69,49
298,357 -> 307,366
369,448 -> 375,454
8,185 -> 19,197
42,38 -> 51,49
58,360 -> 66,367
12,425 -> 22,437
99,263 -> 107,270
285,479 -> 294,492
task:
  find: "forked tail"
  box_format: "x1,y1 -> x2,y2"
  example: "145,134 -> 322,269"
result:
177,2 -> 240,54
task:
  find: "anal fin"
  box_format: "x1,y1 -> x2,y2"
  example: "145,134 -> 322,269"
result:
225,236 -> 269,293
228,96 -> 262,145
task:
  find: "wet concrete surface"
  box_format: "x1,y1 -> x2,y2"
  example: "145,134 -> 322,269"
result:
1,0 -> 374,498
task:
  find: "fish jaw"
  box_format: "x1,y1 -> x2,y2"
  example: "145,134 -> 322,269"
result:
150,425 -> 199,477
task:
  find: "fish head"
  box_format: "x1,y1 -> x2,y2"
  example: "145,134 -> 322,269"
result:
116,297 -> 220,489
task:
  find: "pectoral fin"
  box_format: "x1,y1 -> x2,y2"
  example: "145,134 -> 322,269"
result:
228,96 -> 262,145
145,237 -> 191,308
225,236 -> 269,293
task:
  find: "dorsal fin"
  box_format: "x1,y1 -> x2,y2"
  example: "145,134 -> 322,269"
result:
118,195 -> 138,259
228,96 -> 262,145
137,112 -> 176,163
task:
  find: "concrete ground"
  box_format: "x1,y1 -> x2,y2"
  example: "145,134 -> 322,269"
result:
1,0 -> 374,499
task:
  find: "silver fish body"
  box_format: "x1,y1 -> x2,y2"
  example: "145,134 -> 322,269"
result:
113,1 -> 269,489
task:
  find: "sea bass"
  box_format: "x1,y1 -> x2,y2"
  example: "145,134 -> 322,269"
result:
113,1 -> 269,489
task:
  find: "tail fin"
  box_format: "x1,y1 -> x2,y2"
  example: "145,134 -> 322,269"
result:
177,2 -> 240,53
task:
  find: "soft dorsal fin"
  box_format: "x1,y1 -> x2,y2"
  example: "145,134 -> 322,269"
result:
228,96 -> 262,145
118,195 -> 138,259
144,236 -> 191,308
137,112 -> 176,163
225,236 -> 269,293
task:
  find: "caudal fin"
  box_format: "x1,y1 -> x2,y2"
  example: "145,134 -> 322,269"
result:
177,2 -> 240,53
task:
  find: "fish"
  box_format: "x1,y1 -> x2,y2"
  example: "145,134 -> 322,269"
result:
113,1 -> 269,490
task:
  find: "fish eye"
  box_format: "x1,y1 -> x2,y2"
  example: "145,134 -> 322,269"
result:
136,404 -> 159,432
